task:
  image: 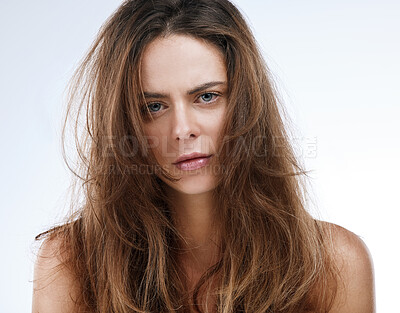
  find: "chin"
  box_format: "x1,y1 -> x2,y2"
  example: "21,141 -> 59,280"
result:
163,174 -> 217,195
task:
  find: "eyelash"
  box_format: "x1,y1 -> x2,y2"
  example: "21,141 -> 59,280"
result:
142,92 -> 221,116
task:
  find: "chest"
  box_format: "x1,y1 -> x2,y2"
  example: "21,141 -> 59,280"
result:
181,268 -> 219,313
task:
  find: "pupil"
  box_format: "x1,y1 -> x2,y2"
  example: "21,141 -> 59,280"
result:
202,93 -> 212,101
149,103 -> 160,111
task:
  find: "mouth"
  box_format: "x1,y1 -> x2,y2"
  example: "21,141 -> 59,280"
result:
173,152 -> 212,164
173,155 -> 213,171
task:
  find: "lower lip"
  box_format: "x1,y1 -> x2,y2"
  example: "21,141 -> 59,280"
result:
174,155 -> 213,171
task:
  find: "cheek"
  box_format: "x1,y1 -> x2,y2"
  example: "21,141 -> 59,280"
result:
143,127 -> 162,157
146,135 -> 157,147
206,109 -> 226,139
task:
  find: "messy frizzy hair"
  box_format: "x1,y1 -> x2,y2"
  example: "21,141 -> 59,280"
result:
36,0 -> 339,312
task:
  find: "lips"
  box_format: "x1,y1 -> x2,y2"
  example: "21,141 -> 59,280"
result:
173,152 -> 212,164
173,153 -> 213,171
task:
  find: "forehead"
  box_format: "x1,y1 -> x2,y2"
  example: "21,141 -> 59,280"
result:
140,35 -> 227,92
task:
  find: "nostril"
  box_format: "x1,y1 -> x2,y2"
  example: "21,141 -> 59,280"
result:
176,133 -> 196,141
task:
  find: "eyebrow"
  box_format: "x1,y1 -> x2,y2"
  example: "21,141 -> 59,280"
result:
143,81 -> 227,99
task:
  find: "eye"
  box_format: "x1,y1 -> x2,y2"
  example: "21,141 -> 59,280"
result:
142,102 -> 164,115
199,92 -> 219,103
148,102 -> 163,112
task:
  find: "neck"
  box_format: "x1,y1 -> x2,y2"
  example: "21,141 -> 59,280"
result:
166,186 -> 221,271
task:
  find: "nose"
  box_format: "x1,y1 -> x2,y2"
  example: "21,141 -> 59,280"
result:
171,100 -> 200,142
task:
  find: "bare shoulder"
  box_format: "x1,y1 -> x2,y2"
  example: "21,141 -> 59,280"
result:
321,221 -> 376,313
32,235 -> 84,313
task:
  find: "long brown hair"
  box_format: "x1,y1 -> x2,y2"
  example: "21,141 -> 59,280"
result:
36,0 -> 339,312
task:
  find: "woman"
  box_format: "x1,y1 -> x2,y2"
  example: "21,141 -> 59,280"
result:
32,0 -> 375,312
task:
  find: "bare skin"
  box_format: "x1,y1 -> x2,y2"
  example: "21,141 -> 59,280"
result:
32,222 -> 376,312
328,224 -> 376,312
32,35 -> 375,312
140,35 -> 227,284
139,35 -> 228,310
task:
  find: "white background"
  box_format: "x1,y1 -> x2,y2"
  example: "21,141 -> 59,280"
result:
0,0 -> 398,311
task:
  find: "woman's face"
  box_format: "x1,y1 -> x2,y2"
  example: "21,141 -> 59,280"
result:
140,34 -> 228,195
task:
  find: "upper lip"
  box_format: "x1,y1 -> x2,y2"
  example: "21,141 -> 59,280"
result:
173,152 -> 212,164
